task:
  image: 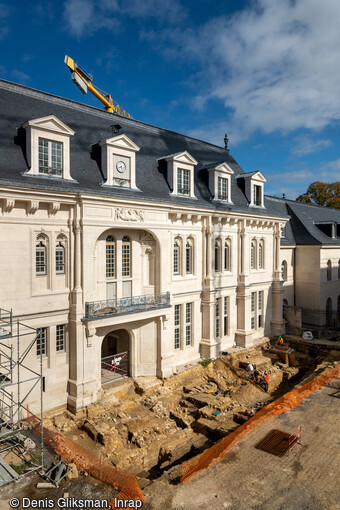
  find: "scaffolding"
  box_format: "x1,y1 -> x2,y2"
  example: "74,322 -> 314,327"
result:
0,307 -> 43,486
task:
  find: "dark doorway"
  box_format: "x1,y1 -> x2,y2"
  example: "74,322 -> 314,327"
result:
101,329 -> 129,384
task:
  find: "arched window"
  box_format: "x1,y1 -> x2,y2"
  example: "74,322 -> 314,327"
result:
250,241 -> 256,270
215,240 -> 221,272
186,240 -> 192,274
224,240 -> 230,271
327,260 -> 332,281
36,233 -> 47,275
281,260 -> 287,281
173,240 -> 180,275
56,234 -> 67,274
258,240 -> 264,269
122,236 -> 131,277
106,235 -> 115,278
326,297 -> 332,327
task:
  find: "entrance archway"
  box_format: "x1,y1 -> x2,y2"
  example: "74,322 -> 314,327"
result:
101,329 -> 130,384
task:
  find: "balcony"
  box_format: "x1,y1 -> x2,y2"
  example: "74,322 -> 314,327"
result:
84,292 -> 171,320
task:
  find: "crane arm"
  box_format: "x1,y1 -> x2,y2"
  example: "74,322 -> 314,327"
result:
64,55 -> 131,118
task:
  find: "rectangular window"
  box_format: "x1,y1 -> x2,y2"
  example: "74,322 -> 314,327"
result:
218,177 -> 228,201
215,299 -> 220,338
36,327 -> 46,356
106,242 -> 115,278
36,244 -> 47,275
253,185 -> 262,206
38,138 -> 63,176
251,292 -> 256,330
174,305 -> 180,349
185,303 -> 192,346
258,291 -> 263,328
177,168 -> 190,195
56,324 -> 65,352
56,244 -> 65,274
223,296 -> 228,336
122,239 -> 131,277
251,242 -> 255,270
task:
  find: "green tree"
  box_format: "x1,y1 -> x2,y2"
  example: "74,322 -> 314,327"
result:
296,181 -> 340,209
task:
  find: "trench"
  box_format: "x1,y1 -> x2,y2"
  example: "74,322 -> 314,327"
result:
44,337 -> 339,487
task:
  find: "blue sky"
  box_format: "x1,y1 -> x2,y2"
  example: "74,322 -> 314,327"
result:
1,0 -> 340,199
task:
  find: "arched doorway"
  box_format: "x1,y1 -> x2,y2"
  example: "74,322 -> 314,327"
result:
101,329 -> 130,384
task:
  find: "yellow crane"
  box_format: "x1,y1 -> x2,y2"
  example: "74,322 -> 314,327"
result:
64,55 -> 132,118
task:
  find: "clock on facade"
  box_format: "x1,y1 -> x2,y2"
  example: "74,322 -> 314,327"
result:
116,161 -> 126,173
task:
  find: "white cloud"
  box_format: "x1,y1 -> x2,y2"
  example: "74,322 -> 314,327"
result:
320,158 -> 340,181
152,0 -> 340,143
10,70 -> 31,84
291,135 -> 333,156
63,0 -> 186,37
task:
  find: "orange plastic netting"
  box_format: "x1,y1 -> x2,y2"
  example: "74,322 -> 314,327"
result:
31,421 -> 145,506
180,364 -> 340,484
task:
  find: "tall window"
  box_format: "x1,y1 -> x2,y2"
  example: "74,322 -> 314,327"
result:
174,241 -> 180,275
122,236 -> 131,277
56,325 -> 65,352
38,138 -> 62,176
224,240 -> 230,271
215,299 -> 220,338
223,296 -> 228,336
251,292 -> 256,330
36,241 -> 47,275
251,242 -> 256,270
253,185 -> 262,206
258,241 -> 264,269
177,168 -> 190,195
281,260 -> 287,281
56,242 -> 65,274
218,177 -> 228,201
185,303 -> 192,346
258,291 -> 263,328
106,235 -> 115,278
215,240 -> 221,272
327,260 -> 332,281
174,305 -> 180,349
338,260 -> 340,279
186,241 -> 192,274
36,327 -> 46,356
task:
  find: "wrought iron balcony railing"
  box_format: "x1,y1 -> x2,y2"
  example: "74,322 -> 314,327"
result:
84,292 -> 171,320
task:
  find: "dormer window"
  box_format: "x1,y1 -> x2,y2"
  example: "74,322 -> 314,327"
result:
206,162 -> 233,203
23,115 -> 75,181
159,151 -> 197,198
177,168 -> 190,195
253,185 -> 262,206
99,134 -> 140,189
218,177 -> 228,201
236,171 -> 266,207
39,138 -> 62,177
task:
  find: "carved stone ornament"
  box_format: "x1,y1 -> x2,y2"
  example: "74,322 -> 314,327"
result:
26,200 -> 39,215
115,208 -> 144,222
49,202 -> 60,216
2,198 -> 15,213
140,231 -> 155,245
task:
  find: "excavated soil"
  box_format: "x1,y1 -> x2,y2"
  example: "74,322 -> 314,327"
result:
43,339 -> 340,486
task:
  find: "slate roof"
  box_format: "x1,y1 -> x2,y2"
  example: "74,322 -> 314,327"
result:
0,79 -> 280,217
0,78 -> 339,248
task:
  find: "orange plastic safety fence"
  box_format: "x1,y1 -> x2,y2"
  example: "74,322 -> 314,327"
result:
109,476 -> 146,509
180,364 -> 340,484
30,421 -> 145,504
